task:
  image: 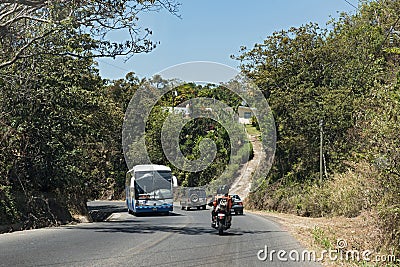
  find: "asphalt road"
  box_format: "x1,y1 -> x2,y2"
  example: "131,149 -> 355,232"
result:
0,201 -> 321,267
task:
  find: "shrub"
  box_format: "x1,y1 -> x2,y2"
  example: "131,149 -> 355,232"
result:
0,185 -> 19,225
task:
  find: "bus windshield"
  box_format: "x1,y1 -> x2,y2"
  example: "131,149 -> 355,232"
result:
134,171 -> 172,200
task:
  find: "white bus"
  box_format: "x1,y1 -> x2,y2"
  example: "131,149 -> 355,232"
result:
126,165 -> 178,215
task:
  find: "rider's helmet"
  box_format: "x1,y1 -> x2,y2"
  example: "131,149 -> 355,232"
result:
216,184 -> 229,196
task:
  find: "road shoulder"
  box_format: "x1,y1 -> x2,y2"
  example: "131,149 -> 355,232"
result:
247,209 -> 383,267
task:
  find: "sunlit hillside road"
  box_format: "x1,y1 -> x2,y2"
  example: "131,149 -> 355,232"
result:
0,201 -> 321,267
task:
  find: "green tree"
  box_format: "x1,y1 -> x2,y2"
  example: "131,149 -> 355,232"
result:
0,0 -> 181,228
0,0 -> 180,68
0,31 -> 126,226
235,0 -> 400,253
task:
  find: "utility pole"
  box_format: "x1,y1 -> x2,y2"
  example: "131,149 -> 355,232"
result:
172,90 -> 177,112
319,119 -> 323,184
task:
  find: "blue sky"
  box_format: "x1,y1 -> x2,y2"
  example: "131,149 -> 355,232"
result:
97,0 -> 358,80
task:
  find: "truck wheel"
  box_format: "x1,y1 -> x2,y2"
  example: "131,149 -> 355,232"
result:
190,194 -> 199,203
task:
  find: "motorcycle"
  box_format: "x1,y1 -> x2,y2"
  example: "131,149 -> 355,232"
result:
209,197 -> 231,235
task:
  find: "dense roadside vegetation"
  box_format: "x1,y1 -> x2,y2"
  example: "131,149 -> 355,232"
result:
236,0 -> 400,256
141,82 -> 253,190
0,0 -> 180,229
0,32 -> 250,230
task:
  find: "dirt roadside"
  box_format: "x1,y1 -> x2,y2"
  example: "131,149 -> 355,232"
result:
249,209 -> 391,267
229,133 -> 265,200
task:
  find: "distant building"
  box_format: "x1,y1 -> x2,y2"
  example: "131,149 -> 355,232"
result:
237,106 -> 257,124
163,106 -> 190,118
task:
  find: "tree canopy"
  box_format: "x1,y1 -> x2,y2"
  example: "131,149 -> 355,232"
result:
0,0 -> 179,229
235,0 -> 400,252
0,0 -> 180,68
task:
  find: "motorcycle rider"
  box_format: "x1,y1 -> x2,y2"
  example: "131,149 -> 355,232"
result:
210,187 -> 233,228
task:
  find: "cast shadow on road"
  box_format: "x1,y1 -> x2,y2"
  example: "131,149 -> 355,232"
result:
87,205 -> 126,213
133,212 -> 183,217
69,222 -> 284,237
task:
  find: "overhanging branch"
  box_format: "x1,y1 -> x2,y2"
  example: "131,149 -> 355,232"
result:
0,0 -> 180,68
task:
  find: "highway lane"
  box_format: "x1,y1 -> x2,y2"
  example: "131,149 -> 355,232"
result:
0,201 -> 321,266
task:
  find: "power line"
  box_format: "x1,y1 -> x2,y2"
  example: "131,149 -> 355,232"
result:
97,59 -> 131,72
343,0 -> 358,10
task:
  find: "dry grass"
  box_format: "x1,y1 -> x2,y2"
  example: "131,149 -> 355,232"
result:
244,157 -> 400,266
250,209 -> 398,266
245,124 -> 261,136
252,211 -> 392,266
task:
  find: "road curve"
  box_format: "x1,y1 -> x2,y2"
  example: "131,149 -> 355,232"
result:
0,201 -> 321,267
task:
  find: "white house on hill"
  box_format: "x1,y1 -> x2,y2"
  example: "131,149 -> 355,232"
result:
237,106 -> 257,124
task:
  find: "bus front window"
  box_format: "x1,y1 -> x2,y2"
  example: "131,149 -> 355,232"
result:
135,171 -> 172,200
